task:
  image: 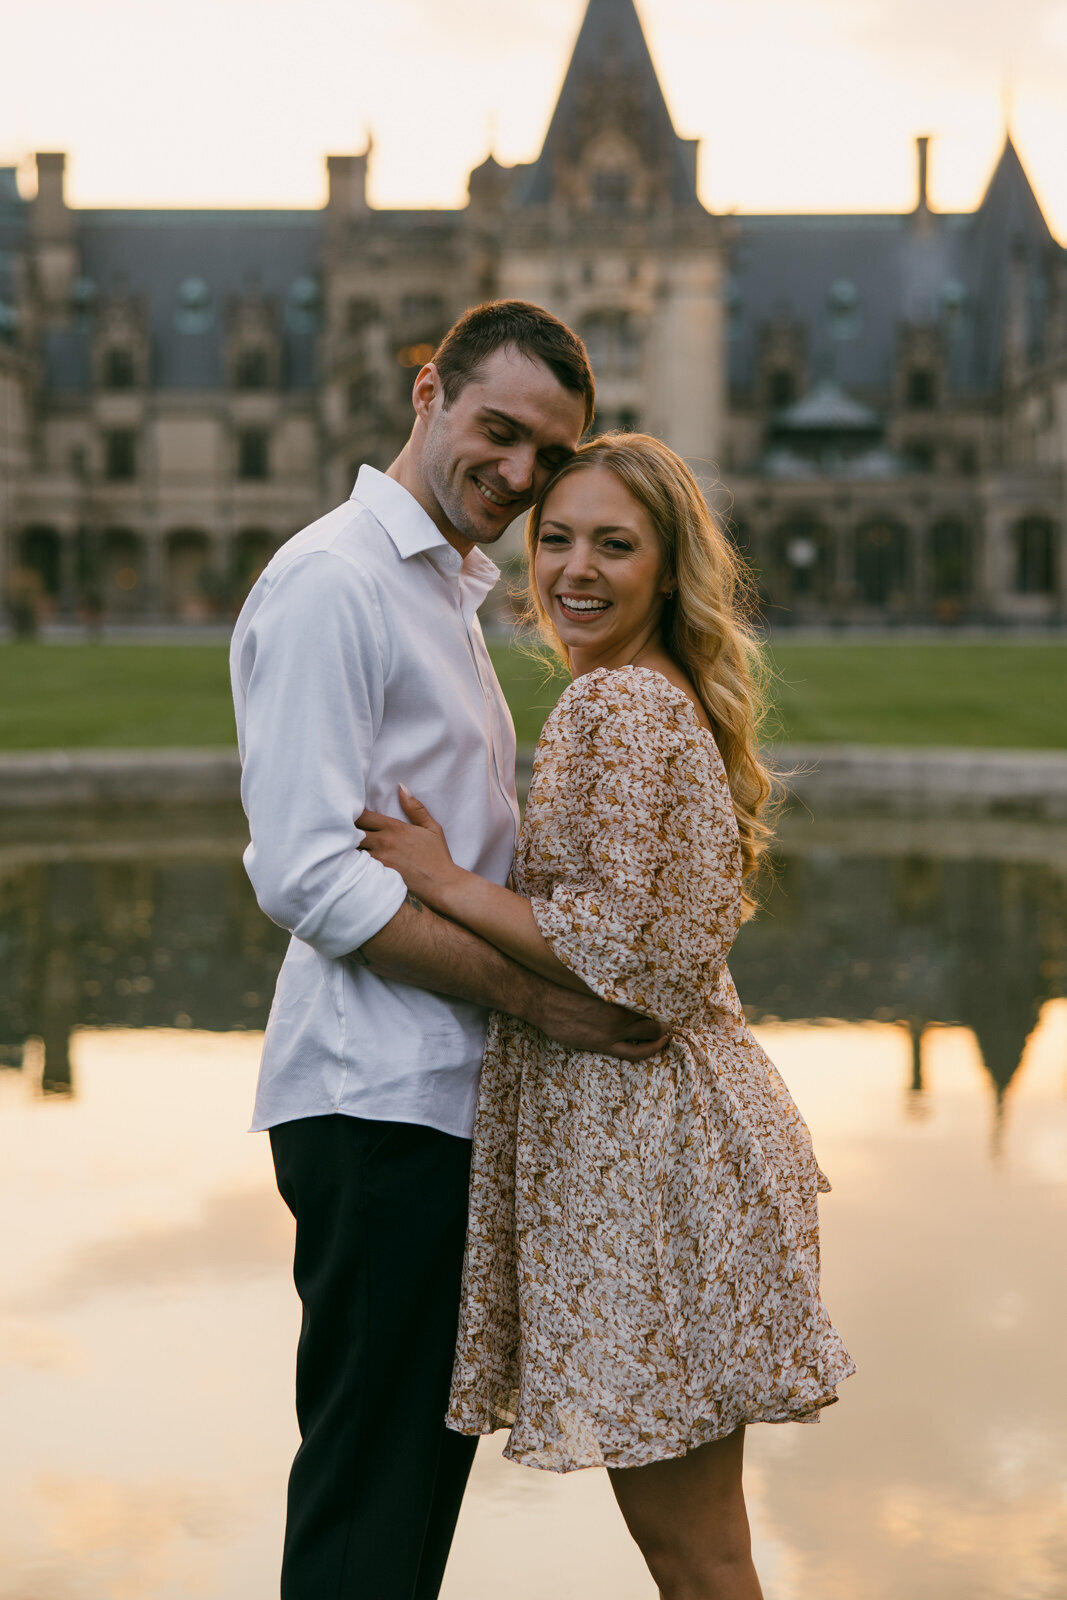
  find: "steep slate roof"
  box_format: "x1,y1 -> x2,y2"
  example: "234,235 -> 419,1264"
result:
0,169 -> 28,321
47,208 -> 321,392
728,136 -> 1064,400
966,134 -> 1059,388
519,0 -> 699,206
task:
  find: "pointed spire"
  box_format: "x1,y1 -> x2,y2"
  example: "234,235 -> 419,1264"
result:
976,133 -> 1053,246
521,0 -> 700,208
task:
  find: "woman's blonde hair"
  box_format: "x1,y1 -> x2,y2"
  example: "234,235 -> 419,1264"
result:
524,432 -> 777,919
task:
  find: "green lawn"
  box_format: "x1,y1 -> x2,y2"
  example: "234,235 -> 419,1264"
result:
0,644 -> 239,750
0,639 -> 1065,752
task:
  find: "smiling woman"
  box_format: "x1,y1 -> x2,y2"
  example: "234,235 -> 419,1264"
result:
525,430 -> 776,910
531,465 -> 675,670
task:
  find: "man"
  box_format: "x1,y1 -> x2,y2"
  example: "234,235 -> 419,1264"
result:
230,300 -> 664,1600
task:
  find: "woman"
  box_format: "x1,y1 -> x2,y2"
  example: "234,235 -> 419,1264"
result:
358,434 -> 854,1599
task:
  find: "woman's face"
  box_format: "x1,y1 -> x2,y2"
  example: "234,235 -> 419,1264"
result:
533,465 -> 672,670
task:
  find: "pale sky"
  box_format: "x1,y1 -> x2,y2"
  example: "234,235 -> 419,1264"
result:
1,0 -> 1065,238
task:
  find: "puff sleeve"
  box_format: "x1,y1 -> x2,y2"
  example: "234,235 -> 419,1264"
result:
528,669 -> 743,1029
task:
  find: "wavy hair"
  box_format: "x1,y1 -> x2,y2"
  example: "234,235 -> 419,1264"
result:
523,432 -> 778,918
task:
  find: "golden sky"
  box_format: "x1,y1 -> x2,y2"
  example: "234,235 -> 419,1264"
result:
1,0 -> 1064,238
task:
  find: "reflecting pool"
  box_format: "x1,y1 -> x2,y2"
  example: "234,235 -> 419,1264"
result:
1,808 -> 1065,1599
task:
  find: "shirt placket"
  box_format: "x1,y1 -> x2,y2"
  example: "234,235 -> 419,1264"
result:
455,568 -> 521,848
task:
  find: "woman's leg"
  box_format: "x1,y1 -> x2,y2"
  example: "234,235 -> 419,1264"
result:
607,1427 -> 764,1600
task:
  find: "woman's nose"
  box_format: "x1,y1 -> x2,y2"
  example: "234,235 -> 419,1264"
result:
563,543 -> 597,580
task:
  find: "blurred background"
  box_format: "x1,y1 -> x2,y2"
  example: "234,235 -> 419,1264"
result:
0,1 -> 1065,1596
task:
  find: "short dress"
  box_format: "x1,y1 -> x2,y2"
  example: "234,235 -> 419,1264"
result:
446,665 -> 855,1472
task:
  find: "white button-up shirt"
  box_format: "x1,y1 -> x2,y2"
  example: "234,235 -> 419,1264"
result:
231,465 -> 521,1139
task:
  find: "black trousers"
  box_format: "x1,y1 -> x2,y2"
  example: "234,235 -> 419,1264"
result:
270,1114 -> 479,1600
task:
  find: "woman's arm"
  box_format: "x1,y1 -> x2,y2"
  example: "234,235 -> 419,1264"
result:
357,789 -> 598,997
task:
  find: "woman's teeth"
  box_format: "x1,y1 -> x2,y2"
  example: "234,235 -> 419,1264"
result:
558,597 -> 610,614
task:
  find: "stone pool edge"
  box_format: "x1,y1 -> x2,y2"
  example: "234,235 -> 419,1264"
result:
1,744 -> 1067,820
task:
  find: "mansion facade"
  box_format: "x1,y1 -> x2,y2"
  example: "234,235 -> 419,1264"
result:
1,0 -> 1065,627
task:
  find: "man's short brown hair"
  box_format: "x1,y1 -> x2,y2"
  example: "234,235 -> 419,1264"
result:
432,300 -> 595,432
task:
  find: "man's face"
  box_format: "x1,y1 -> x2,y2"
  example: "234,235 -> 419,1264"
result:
418,345 -> 587,548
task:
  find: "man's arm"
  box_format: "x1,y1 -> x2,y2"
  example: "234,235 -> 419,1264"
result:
353,895 -> 667,1061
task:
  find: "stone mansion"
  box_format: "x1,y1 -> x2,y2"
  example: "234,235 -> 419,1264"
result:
1,0 -> 1064,626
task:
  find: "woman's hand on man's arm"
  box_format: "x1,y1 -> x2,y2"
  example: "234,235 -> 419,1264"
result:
357,788 -> 593,996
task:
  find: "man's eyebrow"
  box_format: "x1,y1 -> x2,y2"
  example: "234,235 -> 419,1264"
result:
481,408 -> 572,457
481,406 -> 530,435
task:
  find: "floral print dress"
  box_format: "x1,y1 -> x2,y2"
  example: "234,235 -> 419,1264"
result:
446,666 -> 854,1472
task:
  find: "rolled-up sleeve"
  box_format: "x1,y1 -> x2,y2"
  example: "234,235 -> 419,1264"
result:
232,552 -> 408,958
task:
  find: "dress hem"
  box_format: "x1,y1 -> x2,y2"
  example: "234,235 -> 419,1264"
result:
446,1363 -> 856,1475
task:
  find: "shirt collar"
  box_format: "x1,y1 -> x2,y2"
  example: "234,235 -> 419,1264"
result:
350,463 -> 501,591
350,464 -> 448,560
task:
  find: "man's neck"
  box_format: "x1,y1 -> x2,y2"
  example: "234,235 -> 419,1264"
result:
386,445 -> 473,557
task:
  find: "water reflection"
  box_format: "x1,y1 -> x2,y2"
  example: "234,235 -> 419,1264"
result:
1,810 -> 1065,1599
731,844 -> 1067,1144
2,807 -> 1064,1124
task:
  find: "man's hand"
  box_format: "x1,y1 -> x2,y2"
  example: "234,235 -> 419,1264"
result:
532,984 -> 668,1061
352,897 -> 668,1061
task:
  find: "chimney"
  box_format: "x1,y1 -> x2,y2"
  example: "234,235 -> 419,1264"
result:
32,151 -> 78,314
33,152 -> 72,238
326,148 -> 369,223
915,136 -> 930,212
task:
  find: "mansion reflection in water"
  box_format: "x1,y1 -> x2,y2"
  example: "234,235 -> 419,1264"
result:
1,835 -> 1064,1120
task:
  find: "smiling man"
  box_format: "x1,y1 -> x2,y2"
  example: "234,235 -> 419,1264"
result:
230,301 -> 667,1600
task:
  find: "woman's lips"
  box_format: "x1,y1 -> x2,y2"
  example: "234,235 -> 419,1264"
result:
556,594 -> 611,619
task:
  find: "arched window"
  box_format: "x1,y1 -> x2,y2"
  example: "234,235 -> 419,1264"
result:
104,430 -> 138,481
773,520 -> 833,602
235,347 -> 270,389
165,529 -> 213,619
237,429 -> 270,481
103,347 -> 136,389
591,171 -> 631,210
102,528 -> 143,613
349,373 -> 380,416
1013,516 -> 1056,595
768,369 -> 795,408
930,519 -> 971,599
855,521 -> 909,607
906,369 -> 937,409
18,526 -> 62,597
581,311 -> 642,378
